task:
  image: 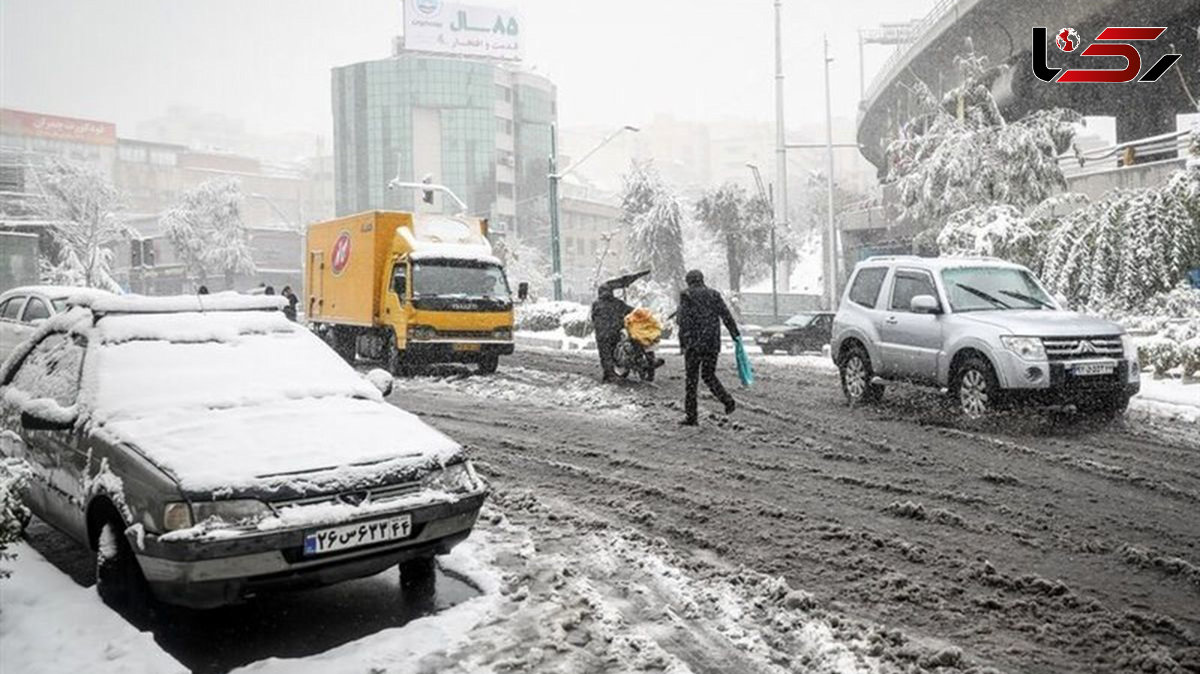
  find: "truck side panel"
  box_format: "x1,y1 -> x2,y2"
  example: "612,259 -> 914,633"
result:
305,212 -> 405,326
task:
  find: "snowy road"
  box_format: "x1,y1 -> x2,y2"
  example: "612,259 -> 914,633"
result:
387,348 -> 1200,673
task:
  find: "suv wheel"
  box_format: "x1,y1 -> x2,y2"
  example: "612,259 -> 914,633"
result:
954,357 -> 999,419
839,345 -> 883,405
95,521 -> 152,627
788,342 -> 803,356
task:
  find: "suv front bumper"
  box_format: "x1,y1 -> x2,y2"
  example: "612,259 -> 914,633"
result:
996,355 -> 1140,403
136,492 -> 485,609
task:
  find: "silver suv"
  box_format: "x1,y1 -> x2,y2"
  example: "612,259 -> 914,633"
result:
831,256 -> 1140,418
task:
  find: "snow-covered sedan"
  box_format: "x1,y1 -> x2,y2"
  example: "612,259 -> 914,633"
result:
0,293 -> 486,611
0,285 -> 112,366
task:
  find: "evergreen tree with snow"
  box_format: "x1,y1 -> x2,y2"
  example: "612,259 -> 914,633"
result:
619,160 -> 686,291
26,158 -> 129,292
161,177 -> 255,290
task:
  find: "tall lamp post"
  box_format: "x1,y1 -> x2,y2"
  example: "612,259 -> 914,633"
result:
746,162 -> 779,322
548,123 -> 639,301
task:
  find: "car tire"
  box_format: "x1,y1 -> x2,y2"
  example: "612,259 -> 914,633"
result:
788,342 -> 803,356
399,556 -> 437,606
839,344 -> 883,405
477,355 -> 499,375
953,356 -> 1000,420
761,347 -> 774,355
95,521 -> 152,628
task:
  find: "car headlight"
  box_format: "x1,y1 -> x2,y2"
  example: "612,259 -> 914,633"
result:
1000,336 -> 1047,361
1120,334 -> 1137,361
421,461 -> 481,494
408,325 -> 437,341
163,502 -> 194,531
190,499 -> 273,527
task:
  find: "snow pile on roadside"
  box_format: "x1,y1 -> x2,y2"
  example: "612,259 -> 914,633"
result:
399,366 -> 641,418
0,543 -> 186,674
1130,376 -> 1200,423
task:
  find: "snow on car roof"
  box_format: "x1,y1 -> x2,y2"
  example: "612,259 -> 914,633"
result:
78,291 -> 287,315
0,285 -> 114,301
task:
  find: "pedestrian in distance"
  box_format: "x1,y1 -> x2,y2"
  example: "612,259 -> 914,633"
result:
197,285 -> 209,295
676,269 -> 738,426
591,284 -> 633,383
264,285 -> 276,296
281,285 -> 299,322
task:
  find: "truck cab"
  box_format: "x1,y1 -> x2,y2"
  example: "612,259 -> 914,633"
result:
306,210 -> 514,374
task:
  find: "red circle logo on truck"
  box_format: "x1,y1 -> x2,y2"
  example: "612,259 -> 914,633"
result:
331,231 -> 352,276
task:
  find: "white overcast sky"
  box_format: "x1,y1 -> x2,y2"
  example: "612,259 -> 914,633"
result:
1,0 -> 933,140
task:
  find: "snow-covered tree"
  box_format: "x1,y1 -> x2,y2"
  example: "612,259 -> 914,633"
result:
620,160 -> 686,291
886,43 -> 1080,229
494,234 -> 550,301
0,460 -> 30,579
161,177 -> 255,289
935,204 -> 1041,267
27,158 -> 128,292
693,183 -> 772,293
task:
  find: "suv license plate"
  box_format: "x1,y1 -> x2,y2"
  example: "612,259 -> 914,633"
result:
1072,362 -> 1115,376
303,515 -> 412,556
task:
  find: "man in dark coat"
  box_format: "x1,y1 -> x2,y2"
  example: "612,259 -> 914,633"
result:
676,269 -> 738,425
281,285 -> 299,322
591,285 -> 633,382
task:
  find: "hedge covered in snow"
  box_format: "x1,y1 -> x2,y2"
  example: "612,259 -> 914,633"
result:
0,459 -> 30,579
515,301 -> 590,333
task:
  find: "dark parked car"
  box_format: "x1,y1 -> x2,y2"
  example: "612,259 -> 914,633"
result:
755,312 -> 834,355
0,292 -> 487,613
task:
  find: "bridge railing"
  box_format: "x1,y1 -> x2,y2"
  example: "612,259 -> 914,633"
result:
1060,128 -> 1193,175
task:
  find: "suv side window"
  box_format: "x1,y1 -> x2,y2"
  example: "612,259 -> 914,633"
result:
848,268 -> 888,308
21,297 -> 50,323
8,333 -> 86,407
890,270 -> 938,312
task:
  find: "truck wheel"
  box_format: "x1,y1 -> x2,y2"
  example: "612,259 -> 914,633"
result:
331,326 -> 356,363
839,344 -> 883,405
386,336 -> 409,376
953,356 -> 1000,420
477,355 -> 499,375
96,521 -> 152,627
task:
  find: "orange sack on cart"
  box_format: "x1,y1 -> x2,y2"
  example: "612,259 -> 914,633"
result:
624,307 -> 662,347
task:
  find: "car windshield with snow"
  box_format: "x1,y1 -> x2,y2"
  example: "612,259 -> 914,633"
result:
0,293 -> 487,611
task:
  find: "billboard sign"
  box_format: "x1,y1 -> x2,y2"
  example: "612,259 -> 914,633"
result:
403,0 -> 522,61
0,108 -> 116,145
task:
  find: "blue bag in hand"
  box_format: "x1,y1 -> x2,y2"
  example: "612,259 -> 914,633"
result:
734,336 -> 754,387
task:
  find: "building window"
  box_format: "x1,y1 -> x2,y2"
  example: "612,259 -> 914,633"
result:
497,181 -> 514,198
498,118 -> 513,136
149,150 -> 176,166
118,145 -> 147,163
495,84 -> 512,102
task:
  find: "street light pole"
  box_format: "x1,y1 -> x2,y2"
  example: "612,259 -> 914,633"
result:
746,162 -> 778,322
773,0 -> 789,292
823,34 -> 839,310
547,123 -> 639,301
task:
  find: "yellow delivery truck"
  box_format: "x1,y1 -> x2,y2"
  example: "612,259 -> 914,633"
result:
305,208 -> 514,374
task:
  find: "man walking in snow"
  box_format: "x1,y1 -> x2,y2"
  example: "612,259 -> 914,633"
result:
591,284 -> 633,382
676,269 -> 738,425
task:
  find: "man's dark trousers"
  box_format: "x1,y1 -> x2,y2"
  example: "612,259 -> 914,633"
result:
684,348 -> 733,422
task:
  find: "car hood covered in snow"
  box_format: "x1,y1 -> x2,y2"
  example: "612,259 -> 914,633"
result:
86,309 -> 462,495
956,310 -> 1123,336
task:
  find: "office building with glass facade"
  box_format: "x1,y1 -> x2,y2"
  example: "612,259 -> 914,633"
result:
331,49 -> 556,242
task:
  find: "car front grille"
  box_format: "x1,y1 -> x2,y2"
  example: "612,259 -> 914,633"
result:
272,481 -> 423,511
1041,335 -> 1123,361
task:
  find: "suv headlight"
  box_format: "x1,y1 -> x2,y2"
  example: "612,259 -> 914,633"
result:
1000,336 -> 1047,361
191,499 -> 273,527
421,461 -> 481,494
1120,334 -> 1137,361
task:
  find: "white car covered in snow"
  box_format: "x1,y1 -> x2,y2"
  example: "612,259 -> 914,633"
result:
0,285 -> 112,367
0,292 -> 486,611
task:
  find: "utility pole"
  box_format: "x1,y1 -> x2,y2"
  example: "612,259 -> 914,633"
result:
823,34 -> 838,310
746,162 -> 778,322
548,123 -> 563,300
773,0 -> 789,292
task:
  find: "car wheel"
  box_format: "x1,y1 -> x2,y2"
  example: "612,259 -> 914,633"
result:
788,342 -> 803,356
761,347 -> 774,355
399,556 -> 437,607
95,521 -> 152,627
477,355 -> 499,375
953,357 -> 1000,420
1081,392 -> 1130,420
839,344 -> 883,405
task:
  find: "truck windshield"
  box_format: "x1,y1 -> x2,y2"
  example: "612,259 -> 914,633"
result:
941,267 -> 1054,312
412,260 -> 510,299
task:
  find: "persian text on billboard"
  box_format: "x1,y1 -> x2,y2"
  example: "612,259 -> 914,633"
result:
0,108 -> 116,145
404,0 -> 521,60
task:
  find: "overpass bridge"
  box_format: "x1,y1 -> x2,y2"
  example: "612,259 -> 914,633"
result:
856,0 -> 1200,170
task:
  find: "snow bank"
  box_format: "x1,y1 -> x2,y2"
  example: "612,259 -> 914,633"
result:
81,291 -> 287,314
0,543 -> 186,674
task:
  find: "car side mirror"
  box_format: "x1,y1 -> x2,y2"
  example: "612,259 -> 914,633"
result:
21,408 -> 76,432
910,295 -> 941,314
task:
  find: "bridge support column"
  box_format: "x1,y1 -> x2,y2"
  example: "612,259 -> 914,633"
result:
1115,106 -> 1177,164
